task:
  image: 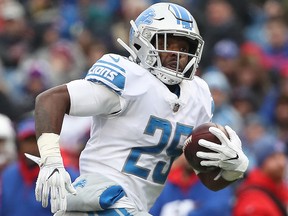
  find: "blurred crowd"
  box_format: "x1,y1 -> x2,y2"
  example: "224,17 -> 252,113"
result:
0,0 -> 288,215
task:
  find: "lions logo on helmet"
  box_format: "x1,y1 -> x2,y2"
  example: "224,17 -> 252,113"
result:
118,2 -> 204,85
169,3 -> 194,30
130,8 -> 155,44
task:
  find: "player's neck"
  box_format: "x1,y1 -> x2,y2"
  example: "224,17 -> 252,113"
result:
166,84 -> 180,98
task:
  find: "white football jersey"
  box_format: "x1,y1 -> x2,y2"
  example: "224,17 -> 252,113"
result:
66,54 -> 213,211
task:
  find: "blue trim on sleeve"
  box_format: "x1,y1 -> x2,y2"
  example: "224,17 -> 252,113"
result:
211,97 -> 215,115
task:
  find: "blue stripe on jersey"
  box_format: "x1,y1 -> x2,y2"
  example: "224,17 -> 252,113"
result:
85,63 -> 126,91
96,208 -> 132,216
170,4 -> 192,30
97,60 -> 126,73
117,208 -> 132,216
211,97 -> 215,114
99,185 -> 125,209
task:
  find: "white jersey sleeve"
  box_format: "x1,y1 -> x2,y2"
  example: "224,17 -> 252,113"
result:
66,79 -> 122,116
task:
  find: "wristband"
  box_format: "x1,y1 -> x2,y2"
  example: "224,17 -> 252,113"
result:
38,133 -> 61,163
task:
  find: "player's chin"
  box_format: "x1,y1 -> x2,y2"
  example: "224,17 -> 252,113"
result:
164,65 -> 183,73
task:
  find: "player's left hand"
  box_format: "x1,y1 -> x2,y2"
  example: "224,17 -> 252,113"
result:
196,125 -> 249,181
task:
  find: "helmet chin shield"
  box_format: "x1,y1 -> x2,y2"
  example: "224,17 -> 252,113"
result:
127,2 -> 204,85
152,56 -> 197,85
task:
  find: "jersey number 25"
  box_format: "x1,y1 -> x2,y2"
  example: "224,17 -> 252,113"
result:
123,115 -> 193,184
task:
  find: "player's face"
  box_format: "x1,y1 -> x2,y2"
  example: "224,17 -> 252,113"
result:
158,36 -> 190,72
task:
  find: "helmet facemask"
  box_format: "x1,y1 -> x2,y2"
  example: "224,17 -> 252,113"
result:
148,32 -> 202,85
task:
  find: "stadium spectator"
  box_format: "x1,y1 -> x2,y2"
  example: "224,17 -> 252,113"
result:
233,136 -> 288,216
150,155 -> 234,216
259,64 -> 288,125
0,114 -> 16,173
234,48 -> 272,111
0,117 -> 79,216
207,39 -> 240,86
272,95 -> 288,144
239,114 -> 275,172
200,0 -> 245,69
11,59 -> 52,115
262,16 -> 288,75
202,70 -> 243,133
0,0 -> 30,70
231,87 -> 258,121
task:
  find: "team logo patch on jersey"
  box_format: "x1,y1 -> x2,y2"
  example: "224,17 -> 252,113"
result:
85,60 -> 126,92
73,179 -> 87,188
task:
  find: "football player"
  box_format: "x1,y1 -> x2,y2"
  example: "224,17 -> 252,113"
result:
30,2 -> 248,216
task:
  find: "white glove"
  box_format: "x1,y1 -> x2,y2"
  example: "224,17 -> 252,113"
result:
37,156 -> 76,213
28,133 -> 76,213
196,125 -> 249,181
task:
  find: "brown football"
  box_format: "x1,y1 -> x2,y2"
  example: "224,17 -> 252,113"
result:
183,122 -> 228,173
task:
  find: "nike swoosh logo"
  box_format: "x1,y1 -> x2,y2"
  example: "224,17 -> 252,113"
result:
47,168 -> 59,180
110,55 -> 120,62
225,154 -> 239,161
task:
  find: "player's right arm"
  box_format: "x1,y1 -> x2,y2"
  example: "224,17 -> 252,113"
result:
35,84 -> 70,138
34,84 -> 76,213
34,80 -> 122,213
35,80 -> 122,137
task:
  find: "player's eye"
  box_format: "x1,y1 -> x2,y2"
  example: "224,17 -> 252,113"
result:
180,47 -> 188,53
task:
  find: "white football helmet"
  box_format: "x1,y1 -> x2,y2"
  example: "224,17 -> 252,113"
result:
118,3 -> 204,85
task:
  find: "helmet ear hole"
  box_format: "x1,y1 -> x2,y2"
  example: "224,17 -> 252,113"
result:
150,36 -> 157,49
134,44 -> 141,50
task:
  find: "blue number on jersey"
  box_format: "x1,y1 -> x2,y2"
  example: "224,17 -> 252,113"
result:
123,116 -> 193,184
